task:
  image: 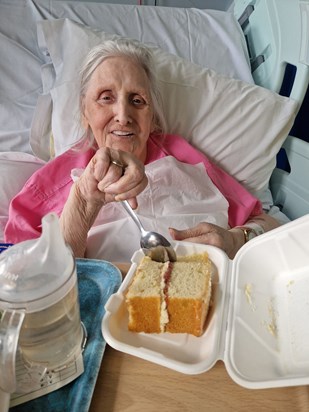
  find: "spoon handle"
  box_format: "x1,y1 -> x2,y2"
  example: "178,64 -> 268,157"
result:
121,200 -> 145,234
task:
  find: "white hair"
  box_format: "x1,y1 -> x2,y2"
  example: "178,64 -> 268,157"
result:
78,38 -> 167,147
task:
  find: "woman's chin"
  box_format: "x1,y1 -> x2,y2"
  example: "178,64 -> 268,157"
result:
107,139 -> 134,151
99,138 -> 146,161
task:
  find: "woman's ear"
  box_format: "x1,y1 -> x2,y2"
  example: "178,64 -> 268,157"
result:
80,99 -> 89,130
81,114 -> 89,130
150,115 -> 157,133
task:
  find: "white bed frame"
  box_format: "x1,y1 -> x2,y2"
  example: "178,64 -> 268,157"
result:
234,0 -> 309,219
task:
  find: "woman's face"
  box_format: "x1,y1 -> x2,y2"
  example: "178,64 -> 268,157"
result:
82,56 -> 155,162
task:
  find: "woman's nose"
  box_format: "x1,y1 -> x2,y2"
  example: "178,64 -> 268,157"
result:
114,100 -> 132,124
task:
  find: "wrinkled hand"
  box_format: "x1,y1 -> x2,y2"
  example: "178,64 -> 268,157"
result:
75,147 -> 148,208
169,222 -> 241,259
61,147 -> 147,257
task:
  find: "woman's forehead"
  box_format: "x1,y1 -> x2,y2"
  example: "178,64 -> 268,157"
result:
91,56 -> 150,89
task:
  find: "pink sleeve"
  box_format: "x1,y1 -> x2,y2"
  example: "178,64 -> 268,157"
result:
147,134 -> 263,227
4,149 -> 94,244
4,176 -> 72,244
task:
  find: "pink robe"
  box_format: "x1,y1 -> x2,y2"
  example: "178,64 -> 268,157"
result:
4,133 -> 262,244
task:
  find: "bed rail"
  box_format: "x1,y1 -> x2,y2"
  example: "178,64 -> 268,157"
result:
270,136 -> 309,220
235,0 -> 309,102
234,0 -> 309,219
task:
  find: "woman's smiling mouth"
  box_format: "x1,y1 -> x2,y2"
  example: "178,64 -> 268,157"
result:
112,130 -> 134,137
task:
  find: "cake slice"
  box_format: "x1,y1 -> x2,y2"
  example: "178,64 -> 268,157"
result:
126,257 -> 165,333
165,260 -> 212,336
126,253 -> 212,336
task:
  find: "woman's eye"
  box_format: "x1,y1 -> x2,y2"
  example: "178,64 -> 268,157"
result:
98,92 -> 113,103
131,95 -> 146,106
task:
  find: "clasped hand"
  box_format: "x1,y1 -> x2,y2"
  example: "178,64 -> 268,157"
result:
75,147 -> 148,208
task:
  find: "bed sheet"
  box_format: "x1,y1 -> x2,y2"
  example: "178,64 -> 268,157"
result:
0,0 -> 253,155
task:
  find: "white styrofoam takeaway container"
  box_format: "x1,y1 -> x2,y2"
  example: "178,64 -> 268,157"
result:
102,215 -> 309,389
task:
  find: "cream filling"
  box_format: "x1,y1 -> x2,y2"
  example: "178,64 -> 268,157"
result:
160,299 -> 169,333
159,262 -> 173,332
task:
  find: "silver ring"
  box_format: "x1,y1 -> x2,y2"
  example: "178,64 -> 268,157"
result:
111,159 -> 125,169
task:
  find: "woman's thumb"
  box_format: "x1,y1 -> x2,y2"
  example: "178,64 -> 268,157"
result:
169,227 -> 187,240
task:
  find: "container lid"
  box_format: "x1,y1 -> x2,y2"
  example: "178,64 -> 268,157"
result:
224,214 -> 309,388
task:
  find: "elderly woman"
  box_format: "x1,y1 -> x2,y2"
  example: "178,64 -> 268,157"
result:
4,39 -> 280,260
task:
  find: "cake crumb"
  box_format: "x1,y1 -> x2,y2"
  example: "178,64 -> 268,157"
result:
264,299 -> 278,338
244,283 -> 256,311
286,279 -> 294,294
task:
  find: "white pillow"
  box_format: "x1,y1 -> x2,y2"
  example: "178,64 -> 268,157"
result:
0,152 -> 45,241
0,2 -> 251,155
31,18 -> 298,197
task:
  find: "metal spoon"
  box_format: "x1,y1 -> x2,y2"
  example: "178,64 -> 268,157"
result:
121,200 -> 177,263
110,159 -> 176,262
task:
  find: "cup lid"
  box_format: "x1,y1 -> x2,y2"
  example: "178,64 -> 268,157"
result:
0,213 -> 74,311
